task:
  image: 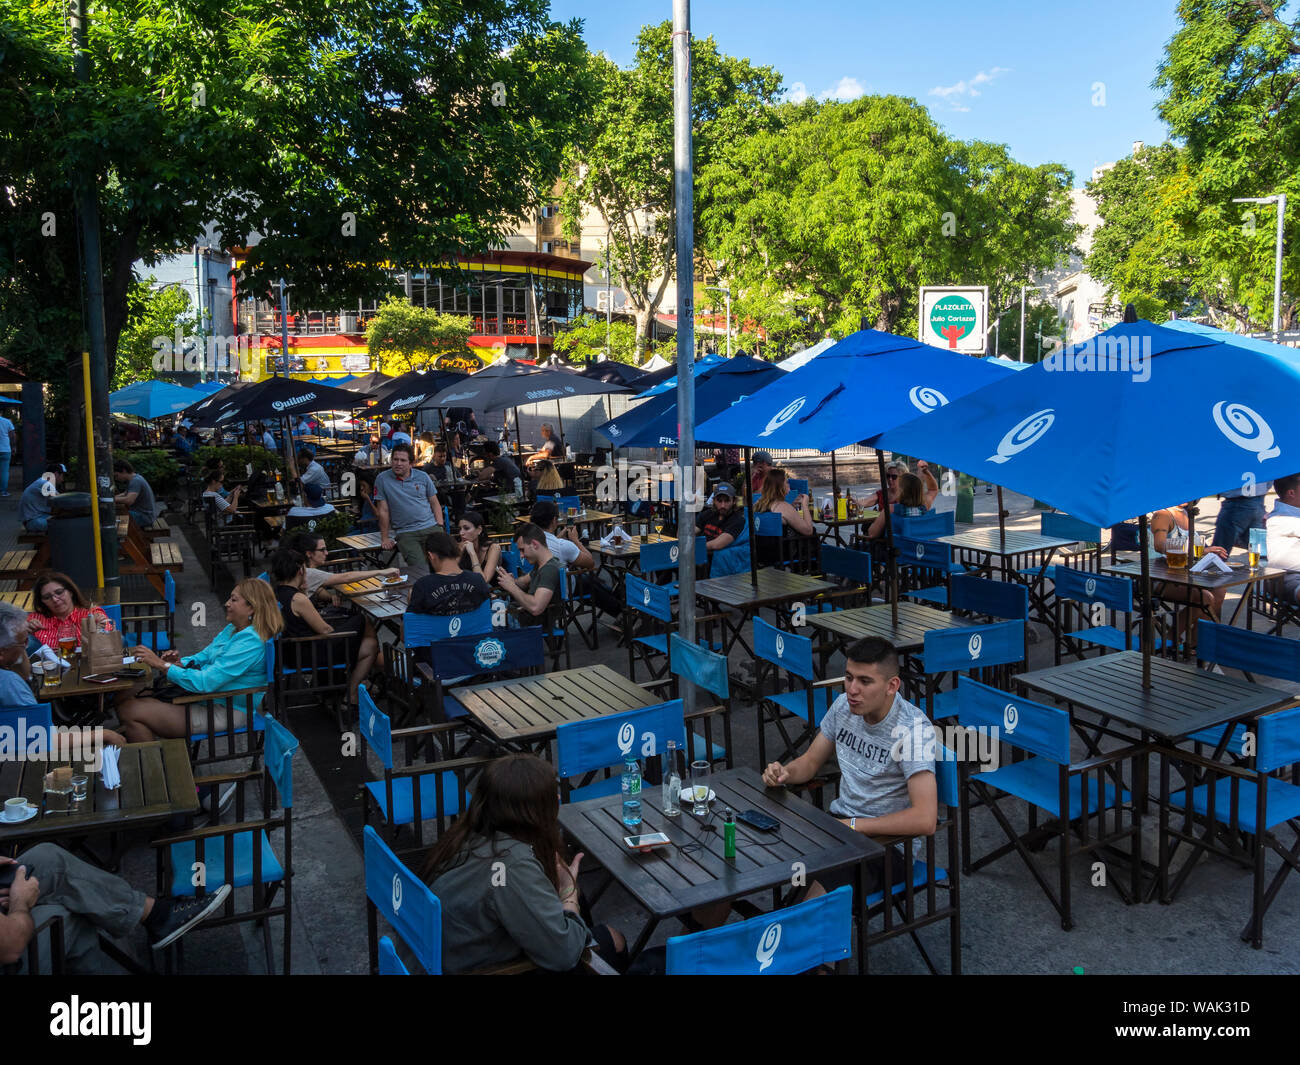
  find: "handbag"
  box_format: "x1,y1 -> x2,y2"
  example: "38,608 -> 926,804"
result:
80,614 -> 125,674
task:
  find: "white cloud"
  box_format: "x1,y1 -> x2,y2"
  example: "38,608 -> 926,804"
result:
820,76 -> 865,102
786,81 -> 809,104
929,67 -> 1010,106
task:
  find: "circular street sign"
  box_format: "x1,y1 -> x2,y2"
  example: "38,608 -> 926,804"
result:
929,295 -> 977,349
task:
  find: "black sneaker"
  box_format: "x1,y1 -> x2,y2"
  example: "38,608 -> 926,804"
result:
148,884 -> 232,950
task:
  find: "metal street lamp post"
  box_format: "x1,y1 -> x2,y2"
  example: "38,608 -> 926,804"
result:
1233,194 -> 1287,334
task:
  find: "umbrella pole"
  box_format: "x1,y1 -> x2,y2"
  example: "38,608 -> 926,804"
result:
1139,513 -> 1153,689
744,447 -> 758,588
831,451 -> 839,547
555,400 -> 567,454
997,485 -> 1007,551
514,407 -> 524,494
878,450 -> 898,628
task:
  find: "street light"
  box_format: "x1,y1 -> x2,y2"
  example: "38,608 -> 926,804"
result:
1232,194 -> 1287,334
702,284 -> 731,357
1020,284 -> 1046,363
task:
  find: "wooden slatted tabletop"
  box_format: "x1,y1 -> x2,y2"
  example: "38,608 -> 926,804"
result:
1016,650 -> 1296,744
558,767 -> 879,966
338,574 -> 411,598
0,589 -> 32,610
149,541 -> 183,569
0,739 -> 198,845
0,548 -> 35,576
1103,558 -> 1289,593
454,664 -> 657,744
338,532 -> 383,552
35,662 -> 153,702
587,531 -> 675,560
936,528 -> 1078,557
695,568 -> 833,609
803,600 -> 970,652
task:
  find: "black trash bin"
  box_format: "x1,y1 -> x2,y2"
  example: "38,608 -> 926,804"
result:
47,492 -> 115,591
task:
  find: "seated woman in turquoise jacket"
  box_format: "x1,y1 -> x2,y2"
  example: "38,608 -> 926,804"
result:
118,579 -> 284,743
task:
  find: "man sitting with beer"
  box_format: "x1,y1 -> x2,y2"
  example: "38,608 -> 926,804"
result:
1266,472 -> 1300,604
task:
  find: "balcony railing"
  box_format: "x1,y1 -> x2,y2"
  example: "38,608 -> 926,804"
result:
242,308 -> 549,338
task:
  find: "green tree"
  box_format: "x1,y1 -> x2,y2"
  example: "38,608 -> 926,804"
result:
113,280 -> 196,390
365,297 -> 473,374
0,0 -> 591,451
1086,0 -> 1300,329
559,22 -> 783,358
697,96 -> 1078,343
551,314 -> 639,364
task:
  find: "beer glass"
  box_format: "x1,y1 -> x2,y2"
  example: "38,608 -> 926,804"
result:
1249,528 -> 1267,569
1166,528 -> 1188,570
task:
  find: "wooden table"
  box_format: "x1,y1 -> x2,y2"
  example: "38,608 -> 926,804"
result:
815,511 -> 879,548
557,766 -> 880,971
937,528 -> 1078,626
337,531 -> 399,567
1016,650 -> 1298,900
454,663 -> 657,749
341,577 -> 411,636
804,600 -> 972,693
1103,558 -> 1288,630
36,661 -> 153,726
587,533 -> 677,606
694,568 -> 834,659
0,738 -> 198,852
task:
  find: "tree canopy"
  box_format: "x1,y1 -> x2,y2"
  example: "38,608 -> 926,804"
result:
364,297 -> 473,374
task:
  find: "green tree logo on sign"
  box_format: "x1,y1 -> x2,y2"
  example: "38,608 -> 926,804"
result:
929,295 -> 977,349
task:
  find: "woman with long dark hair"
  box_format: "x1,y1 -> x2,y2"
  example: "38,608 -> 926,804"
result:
456,510 -> 500,585
421,754 -> 625,973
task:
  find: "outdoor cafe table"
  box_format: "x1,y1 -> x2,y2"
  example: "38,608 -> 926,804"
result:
338,575 -> 410,636
453,663 -> 658,752
337,531 -> 399,567
936,527 -> 1079,625
588,533 -> 675,603
693,569 -> 834,659
803,600 -> 972,697
1102,558 -> 1290,632
814,510 -> 879,549
557,766 -> 880,972
36,661 -> 154,726
1016,649 -> 1297,899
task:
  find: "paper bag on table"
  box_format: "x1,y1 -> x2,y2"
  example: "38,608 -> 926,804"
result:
80,614 -> 125,674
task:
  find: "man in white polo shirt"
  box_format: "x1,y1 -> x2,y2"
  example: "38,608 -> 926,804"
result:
373,442 -> 444,578
1266,472 -> 1300,603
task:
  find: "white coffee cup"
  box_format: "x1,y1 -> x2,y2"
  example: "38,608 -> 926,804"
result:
4,797 -> 30,821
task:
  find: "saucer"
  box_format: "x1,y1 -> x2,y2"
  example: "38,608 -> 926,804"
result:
1,804 -> 38,825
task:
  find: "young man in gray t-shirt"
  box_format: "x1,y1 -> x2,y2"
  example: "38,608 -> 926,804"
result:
762,636 -> 937,896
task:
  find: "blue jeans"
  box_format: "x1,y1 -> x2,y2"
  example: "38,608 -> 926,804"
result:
1213,496 -> 1267,551
0,451 -> 12,494
24,516 -> 48,533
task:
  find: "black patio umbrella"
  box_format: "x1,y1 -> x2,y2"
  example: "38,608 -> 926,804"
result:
339,370 -> 392,394
193,375 -> 373,428
367,369 -> 470,418
576,359 -> 651,391
177,380 -> 252,422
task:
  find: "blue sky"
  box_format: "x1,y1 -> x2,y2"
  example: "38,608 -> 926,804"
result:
548,0 -> 1181,188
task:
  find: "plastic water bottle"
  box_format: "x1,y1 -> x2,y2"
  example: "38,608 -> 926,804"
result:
662,740 -> 681,817
621,756 -> 642,827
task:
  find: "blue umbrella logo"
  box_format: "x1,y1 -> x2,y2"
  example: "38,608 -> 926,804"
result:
908,385 -> 949,413
1212,402 -> 1280,461
988,409 -> 1056,464
759,397 -> 806,437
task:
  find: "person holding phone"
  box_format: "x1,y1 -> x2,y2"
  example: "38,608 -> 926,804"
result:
762,636 -> 937,900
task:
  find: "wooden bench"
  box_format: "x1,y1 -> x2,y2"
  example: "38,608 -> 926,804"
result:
149,541 -> 183,570
0,549 -> 36,579
142,517 -> 170,541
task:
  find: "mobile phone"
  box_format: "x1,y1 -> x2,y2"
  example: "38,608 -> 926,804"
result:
736,809 -> 779,832
0,863 -> 33,889
623,832 -> 671,850
81,674 -> 119,684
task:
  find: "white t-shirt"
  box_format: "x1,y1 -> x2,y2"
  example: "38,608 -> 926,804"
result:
1267,501 -> 1300,574
544,531 -> 580,566
262,430 -> 276,451
0,416 -> 14,453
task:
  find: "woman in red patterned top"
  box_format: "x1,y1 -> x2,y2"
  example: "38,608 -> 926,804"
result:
26,571 -> 114,650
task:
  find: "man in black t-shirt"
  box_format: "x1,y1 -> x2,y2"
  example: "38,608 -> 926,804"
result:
479,440 -> 522,494
407,530 -> 491,616
696,481 -> 746,553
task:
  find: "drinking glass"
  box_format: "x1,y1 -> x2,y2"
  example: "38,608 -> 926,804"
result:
57,635 -> 76,660
689,760 -> 710,816
40,663 -> 60,690
1192,534 -> 1206,561
1166,528 -> 1188,570
1249,528 -> 1267,569
71,775 -> 89,802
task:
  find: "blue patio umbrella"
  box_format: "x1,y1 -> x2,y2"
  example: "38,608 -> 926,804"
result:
695,329 -> 1012,452
594,356 -> 785,449
191,381 -> 227,394
637,352 -> 727,397
109,380 -> 208,420
696,329 -> 1014,613
873,319 -> 1300,682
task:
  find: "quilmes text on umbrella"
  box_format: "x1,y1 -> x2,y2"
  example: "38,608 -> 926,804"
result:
1041,334 -> 1151,382
595,459 -> 709,512
151,329 -> 257,375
